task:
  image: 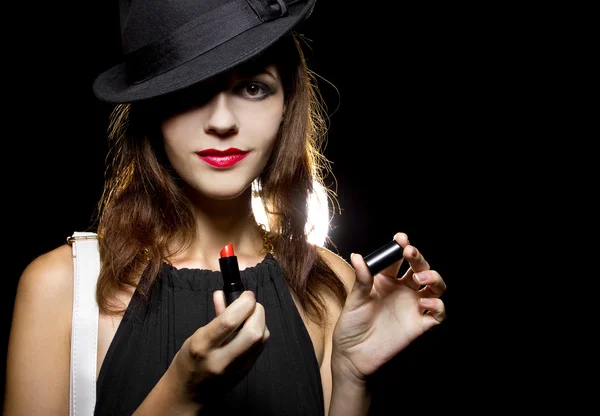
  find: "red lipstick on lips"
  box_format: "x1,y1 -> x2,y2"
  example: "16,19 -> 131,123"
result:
197,148 -> 249,168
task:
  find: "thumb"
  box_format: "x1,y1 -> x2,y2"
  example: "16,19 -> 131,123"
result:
346,253 -> 374,307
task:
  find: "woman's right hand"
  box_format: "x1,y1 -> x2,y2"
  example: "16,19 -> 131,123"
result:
142,290 -> 269,412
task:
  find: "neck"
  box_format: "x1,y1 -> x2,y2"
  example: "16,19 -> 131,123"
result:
168,188 -> 268,271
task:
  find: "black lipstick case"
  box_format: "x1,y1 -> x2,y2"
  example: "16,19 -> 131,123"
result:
363,240 -> 404,276
219,255 -> 245,306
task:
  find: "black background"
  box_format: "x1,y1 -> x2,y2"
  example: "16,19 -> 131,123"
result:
3,0 -> 589,413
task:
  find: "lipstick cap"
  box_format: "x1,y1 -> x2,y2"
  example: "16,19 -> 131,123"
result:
363,240 -> 404,276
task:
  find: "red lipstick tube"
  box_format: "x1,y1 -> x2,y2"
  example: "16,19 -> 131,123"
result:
219,243 -> 245,306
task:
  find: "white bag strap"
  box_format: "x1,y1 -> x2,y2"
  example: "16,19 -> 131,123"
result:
68,231 -> 100,416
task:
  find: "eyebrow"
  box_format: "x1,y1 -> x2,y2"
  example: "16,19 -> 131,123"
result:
262,69 -> 278,81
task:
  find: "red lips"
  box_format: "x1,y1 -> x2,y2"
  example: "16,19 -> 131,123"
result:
196,148 -> 249,168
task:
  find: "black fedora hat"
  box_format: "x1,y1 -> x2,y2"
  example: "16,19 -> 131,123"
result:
92,0 -> 316,104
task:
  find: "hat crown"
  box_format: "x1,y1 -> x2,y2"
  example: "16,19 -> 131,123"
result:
120,0 -> 300,54
121,0 -> 232,53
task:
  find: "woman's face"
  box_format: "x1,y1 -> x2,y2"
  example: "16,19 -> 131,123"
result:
161,64 -> 285,201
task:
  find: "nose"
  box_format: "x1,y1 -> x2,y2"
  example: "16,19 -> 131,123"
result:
204,92 -> 239,138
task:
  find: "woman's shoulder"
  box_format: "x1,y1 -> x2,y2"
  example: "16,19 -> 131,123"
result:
316,245 -> 355,293
6,244 -> 76,413
17,243 -> 75,306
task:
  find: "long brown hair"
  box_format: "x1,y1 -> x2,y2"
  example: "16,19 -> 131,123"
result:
94,33 -> 347,326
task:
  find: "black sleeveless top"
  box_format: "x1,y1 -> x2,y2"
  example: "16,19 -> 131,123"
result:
95,254 -> 324,415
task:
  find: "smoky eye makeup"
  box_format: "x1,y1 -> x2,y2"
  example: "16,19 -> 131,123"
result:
233,79 -> 277,100
232,66 -> 281,96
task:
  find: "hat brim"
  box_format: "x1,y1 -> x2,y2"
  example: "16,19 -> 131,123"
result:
92,1 -> 313,104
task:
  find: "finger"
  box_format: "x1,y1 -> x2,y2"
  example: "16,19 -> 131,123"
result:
346,253 -> 375,309
413,270 -> 447,297
214,290 -> 227,315
393,232 -> 410,248
419,297 -> 446,324
376,232 -> 409,278
403,245 -> 430,274
388,233 -> 423,290
399,267 -> 420,291
220,301 -> 268,356
398,244 -> 429,290
206,291 -> 256,346
221,327 -> 269,377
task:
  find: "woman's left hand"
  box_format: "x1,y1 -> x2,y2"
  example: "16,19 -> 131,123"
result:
332,232 -> 447,380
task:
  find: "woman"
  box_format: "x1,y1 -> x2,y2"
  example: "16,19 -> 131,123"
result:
4,0 -> 447,414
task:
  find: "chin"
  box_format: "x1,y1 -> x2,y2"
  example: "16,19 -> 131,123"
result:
201,183 -> 252,201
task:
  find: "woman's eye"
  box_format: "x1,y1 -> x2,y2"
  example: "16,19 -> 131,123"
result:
237,82 -> 270,99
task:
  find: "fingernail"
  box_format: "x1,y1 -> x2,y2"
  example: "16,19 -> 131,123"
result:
394,232 -> 408,245
413,272 -> 421,283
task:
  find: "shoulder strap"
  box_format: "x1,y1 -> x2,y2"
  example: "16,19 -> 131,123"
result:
69,231 -> 100,416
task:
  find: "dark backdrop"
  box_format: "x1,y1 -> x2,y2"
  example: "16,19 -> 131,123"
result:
4,0 -> 581,413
